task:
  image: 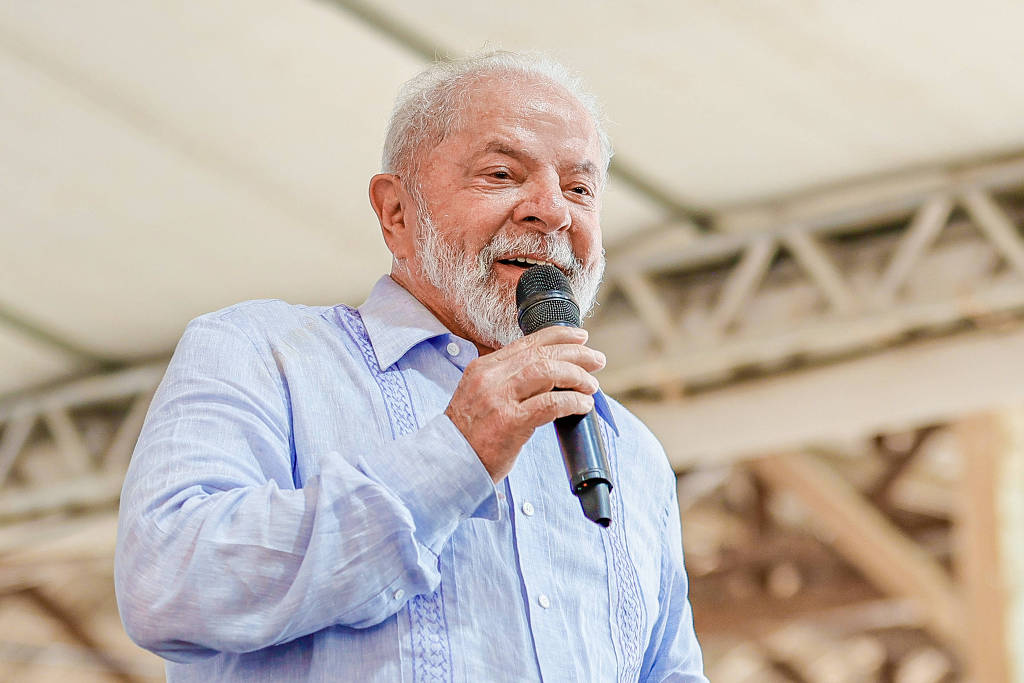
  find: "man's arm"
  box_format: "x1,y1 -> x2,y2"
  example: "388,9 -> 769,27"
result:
640,488 -> 709,682
114,312 -> 495,661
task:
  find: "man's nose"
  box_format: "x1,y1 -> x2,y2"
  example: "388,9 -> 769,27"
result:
513,177 -> 571,233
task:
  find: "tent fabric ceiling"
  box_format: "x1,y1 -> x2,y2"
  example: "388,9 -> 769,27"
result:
2,1 -> 1024,398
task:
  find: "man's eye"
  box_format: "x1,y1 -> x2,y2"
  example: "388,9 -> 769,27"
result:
570,185 -> 592,196
491,170 -> 511,179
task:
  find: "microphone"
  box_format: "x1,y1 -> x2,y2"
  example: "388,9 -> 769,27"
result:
516,265 -> 613,527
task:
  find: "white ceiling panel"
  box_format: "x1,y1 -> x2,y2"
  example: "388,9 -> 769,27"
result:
0,49 -> 390,356
0,1 -> 419,230
0,1 -> 424,358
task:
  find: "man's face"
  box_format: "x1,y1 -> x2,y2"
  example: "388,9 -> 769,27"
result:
400,76 -> 606,349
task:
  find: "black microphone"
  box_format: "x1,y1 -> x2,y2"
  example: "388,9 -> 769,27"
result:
516,265 -> 613,527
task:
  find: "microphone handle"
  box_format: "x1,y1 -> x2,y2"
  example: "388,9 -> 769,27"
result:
553,409 -> 612,527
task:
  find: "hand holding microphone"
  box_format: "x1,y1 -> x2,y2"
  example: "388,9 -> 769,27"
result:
515,265 -> 613,526
443,265 -> 613,527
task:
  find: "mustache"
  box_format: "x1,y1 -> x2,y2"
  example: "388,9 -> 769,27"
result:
475,232 -> 585,280
475,229 -> 605,321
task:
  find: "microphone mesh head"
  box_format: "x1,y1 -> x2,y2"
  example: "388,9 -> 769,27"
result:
516,265 -> 572,306
516,266 -> 581,334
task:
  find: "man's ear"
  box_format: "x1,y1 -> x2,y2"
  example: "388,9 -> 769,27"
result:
369,173 -> 414,261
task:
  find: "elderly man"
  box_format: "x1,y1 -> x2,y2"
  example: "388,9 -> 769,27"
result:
115,51 -> 707,681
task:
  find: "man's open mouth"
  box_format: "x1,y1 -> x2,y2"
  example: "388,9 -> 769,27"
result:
496,256 -> 557,270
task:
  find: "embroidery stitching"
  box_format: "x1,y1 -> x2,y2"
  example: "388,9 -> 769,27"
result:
602,421 -> 647,682
337,306 -> 453,683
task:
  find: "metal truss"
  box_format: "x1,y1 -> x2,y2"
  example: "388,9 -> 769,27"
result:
2,155 -> 1023,521
592,155 -> 1024,398
0,365 -> 166,679
0,364 -> 163,524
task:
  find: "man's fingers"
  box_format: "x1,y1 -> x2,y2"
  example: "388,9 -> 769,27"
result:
491,325 -> 588,361
522,324 -> 589,346
513,359 -> 600,399
535,342 -> 606,373
517,390 -> 596,427
485,340 -> 605,378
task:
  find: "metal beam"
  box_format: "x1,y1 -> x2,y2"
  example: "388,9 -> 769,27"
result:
19,587 -> 143,683
0,302 -> 116,369
0,639 -> 156,680
749,453 -> 963,651
715,154 -> 1024,235
0,364 -> 162,522
954,413 -> 1019,683
0,362 -> 164,422
625,323 -> 1024,468
592,155 -> 1024,398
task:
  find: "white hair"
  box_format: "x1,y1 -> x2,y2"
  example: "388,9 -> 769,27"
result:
381,50 -> 613,183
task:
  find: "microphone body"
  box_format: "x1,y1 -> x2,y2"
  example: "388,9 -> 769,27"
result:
516,266 -> 613,527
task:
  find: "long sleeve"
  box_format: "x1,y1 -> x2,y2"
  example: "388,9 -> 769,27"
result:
114,311 -> 495,662
639,489 -> 709,682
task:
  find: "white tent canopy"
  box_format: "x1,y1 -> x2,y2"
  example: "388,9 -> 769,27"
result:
3,0 -> 1024,396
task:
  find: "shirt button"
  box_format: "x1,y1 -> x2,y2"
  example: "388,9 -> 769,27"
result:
497,491 -> 506,502
392,589 -> 405,601
446,342 -> 460,356
538,594 -> 551,609
521,501 -> 535,516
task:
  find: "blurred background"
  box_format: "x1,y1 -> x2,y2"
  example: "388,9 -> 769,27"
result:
2,1 -> 1023,680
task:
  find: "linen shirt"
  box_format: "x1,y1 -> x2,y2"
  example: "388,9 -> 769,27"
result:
115,276 -> 706,682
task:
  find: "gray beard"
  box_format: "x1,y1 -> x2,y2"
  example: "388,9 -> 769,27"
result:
414,211 -> 605,348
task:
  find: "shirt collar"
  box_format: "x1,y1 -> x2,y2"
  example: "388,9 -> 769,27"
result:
353,275 -> 618,436
356,276 -> 452,371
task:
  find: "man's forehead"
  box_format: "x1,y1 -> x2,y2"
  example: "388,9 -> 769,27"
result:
454,85 -> 605,169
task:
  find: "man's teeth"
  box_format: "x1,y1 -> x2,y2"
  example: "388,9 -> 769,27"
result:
508,257 -> 553,266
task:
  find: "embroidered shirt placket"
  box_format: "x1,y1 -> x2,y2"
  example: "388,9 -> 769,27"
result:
337,306 -> 454,683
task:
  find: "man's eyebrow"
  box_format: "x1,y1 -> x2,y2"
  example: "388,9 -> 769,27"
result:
570,160 -> 600,178
480,141 -> 523,158
477,141 -> 600,179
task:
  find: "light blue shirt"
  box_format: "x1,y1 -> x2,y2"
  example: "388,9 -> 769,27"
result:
115,276 -> 706,682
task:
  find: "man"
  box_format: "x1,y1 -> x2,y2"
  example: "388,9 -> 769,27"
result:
115,51 -> 707,681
